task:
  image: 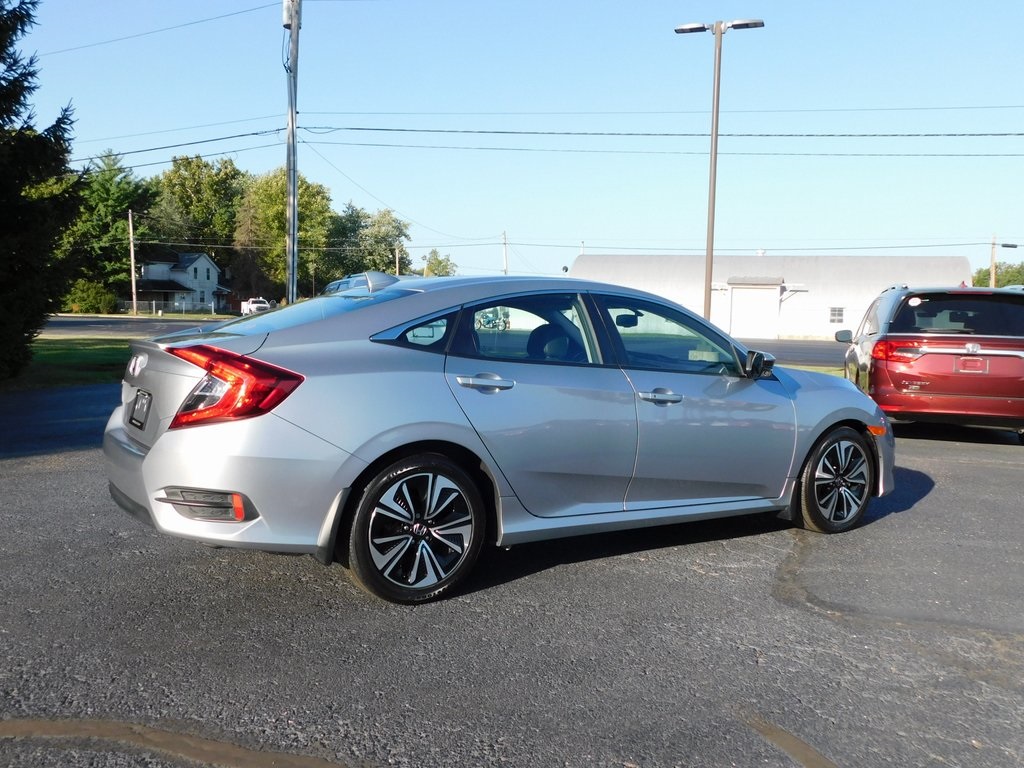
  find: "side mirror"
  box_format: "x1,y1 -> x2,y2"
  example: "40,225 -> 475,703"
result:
616,314 -> 639,328
744,350 -> 775,379
834,329 -> 853,344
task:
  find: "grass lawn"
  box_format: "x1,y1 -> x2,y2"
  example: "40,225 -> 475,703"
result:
1,337 -> 131,392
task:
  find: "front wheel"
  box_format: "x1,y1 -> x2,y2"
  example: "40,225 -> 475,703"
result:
348,454 -> 485,603
798,427 -> 873,533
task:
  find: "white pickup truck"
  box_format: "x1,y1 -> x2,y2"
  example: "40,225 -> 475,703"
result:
240,297 -> 271,315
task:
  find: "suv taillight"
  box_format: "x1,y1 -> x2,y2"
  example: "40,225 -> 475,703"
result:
871,339 -> 924,363
168,345 -> 303,429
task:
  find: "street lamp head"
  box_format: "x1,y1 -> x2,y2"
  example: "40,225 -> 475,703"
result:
675,23 -> 710,34
727,19 -> 765,30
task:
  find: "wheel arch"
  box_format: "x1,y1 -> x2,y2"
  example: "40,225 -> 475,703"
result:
790,418 -> 881,531
330,440 -> 499,568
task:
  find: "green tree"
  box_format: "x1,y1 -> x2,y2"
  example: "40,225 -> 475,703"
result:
63,278 -> 117,314
0,0 -> 82,379
59,152 -> 156,292
423,248 -> 457,276
231,168 -> 333,299
149,155 -> 245,261
357,209 -> 411,274
320,201 -> 369,279
973,261 -> 1024,288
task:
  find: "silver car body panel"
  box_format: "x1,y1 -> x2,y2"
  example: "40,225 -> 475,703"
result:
446,353 -> 638,518
103,275 -> 895,561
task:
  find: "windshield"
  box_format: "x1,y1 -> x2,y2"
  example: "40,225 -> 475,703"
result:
890,293 -> 1024,336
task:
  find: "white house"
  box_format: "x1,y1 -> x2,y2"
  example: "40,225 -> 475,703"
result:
569,253 -> 973,339
136,253 -> 230,312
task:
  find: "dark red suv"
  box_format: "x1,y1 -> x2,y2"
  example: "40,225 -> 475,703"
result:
836,286 -> 1024,442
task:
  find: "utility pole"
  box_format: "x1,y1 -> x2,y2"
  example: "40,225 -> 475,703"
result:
128,209 -> 138,316
283,0 -> 302,304
502,231 -> 508,275
990,234 -> 997,287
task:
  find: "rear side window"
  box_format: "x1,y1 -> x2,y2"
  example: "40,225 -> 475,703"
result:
889,293 -> 1024,336
857,298 -> 884,337
449,293 -> 596,364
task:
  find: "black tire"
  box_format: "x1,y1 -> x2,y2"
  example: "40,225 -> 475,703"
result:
348,454 -> 485,603
798,427 -> 873,533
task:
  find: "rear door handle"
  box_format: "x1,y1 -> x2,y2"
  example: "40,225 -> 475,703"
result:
456,374 -> 515,393
638,388 -> 683,405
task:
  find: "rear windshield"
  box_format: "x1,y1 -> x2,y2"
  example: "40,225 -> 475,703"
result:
208,289 -> 414,336
890,293 -> 1024,336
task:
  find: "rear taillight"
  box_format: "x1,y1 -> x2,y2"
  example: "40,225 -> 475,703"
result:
168,345 -> 303,429
871,339 -> 924,363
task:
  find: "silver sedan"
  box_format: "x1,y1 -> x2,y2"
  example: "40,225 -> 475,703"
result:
104,273 -> 895,603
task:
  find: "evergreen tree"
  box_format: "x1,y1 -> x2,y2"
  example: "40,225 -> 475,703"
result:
0,0 -> 82,379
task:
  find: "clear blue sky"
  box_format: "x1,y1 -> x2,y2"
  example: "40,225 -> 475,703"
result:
24,0 -> 1024,278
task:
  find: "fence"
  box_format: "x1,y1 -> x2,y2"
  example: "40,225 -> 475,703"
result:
116,299 -> 231,316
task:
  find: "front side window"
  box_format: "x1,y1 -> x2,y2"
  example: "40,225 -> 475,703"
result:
451,293 -> 595,364
594,295 -> 739,376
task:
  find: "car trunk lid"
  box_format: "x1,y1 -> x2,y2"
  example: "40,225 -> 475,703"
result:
886,334 -> 1024,399
118,333 -> 268,449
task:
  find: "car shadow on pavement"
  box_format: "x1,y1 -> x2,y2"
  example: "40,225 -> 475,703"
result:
892,422 -> 1022,445
469,514 -> 797,597
0,384 -> 120,458
862,465 -> 933,524
468,466 -> 933,597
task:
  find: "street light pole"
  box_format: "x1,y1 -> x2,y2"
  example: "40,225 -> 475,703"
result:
997,241 -> 1020,287
676,19 -> 764,320
284,0 -> 302,305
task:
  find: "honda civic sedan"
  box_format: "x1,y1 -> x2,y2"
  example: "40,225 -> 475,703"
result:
104,273 -> 894,603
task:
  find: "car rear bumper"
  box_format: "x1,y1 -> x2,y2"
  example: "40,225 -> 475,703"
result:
102,406 -> 364,559
873,390 -> 1024,429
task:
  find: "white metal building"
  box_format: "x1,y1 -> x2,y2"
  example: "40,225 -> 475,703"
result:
569,254 -> 973,339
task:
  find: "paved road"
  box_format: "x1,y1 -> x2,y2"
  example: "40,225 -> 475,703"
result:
1,383 -> 1022,767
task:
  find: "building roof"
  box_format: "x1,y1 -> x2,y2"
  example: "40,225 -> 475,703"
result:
136,278 -> 190,292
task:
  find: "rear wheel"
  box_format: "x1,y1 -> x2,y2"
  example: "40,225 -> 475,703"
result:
798,427 -> 873,533
348,454 -> 485,603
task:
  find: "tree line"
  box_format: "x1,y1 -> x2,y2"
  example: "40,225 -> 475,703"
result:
61,152 -> 456,310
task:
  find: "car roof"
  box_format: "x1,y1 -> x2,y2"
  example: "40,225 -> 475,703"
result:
885,285 -> 1024,295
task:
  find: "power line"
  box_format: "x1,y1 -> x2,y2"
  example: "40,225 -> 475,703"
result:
71,131 -> 282,164
303,104 -> 1024,116
302,125 -> 1024,139
39,4 -> 278,56
74,115 -> 283,146
301,139 -> 501,243
302,139 -> 1024,158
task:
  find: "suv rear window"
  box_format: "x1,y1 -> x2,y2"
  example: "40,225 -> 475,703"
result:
889,293 -> 1024,336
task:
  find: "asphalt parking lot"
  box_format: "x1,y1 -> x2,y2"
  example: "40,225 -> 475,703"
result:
1,377 -> 1022,767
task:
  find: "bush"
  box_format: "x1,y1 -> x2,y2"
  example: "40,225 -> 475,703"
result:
63,279 -> 118,314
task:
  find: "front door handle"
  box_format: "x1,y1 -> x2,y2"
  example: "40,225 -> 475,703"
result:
456,374 -> 515,393
638,388 -> 683,405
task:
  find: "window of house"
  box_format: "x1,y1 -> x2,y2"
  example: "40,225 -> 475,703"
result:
829,307 -> 844,324
193,267 -> 198,279
206,267 -> 211,280
200,291 -> 206,303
